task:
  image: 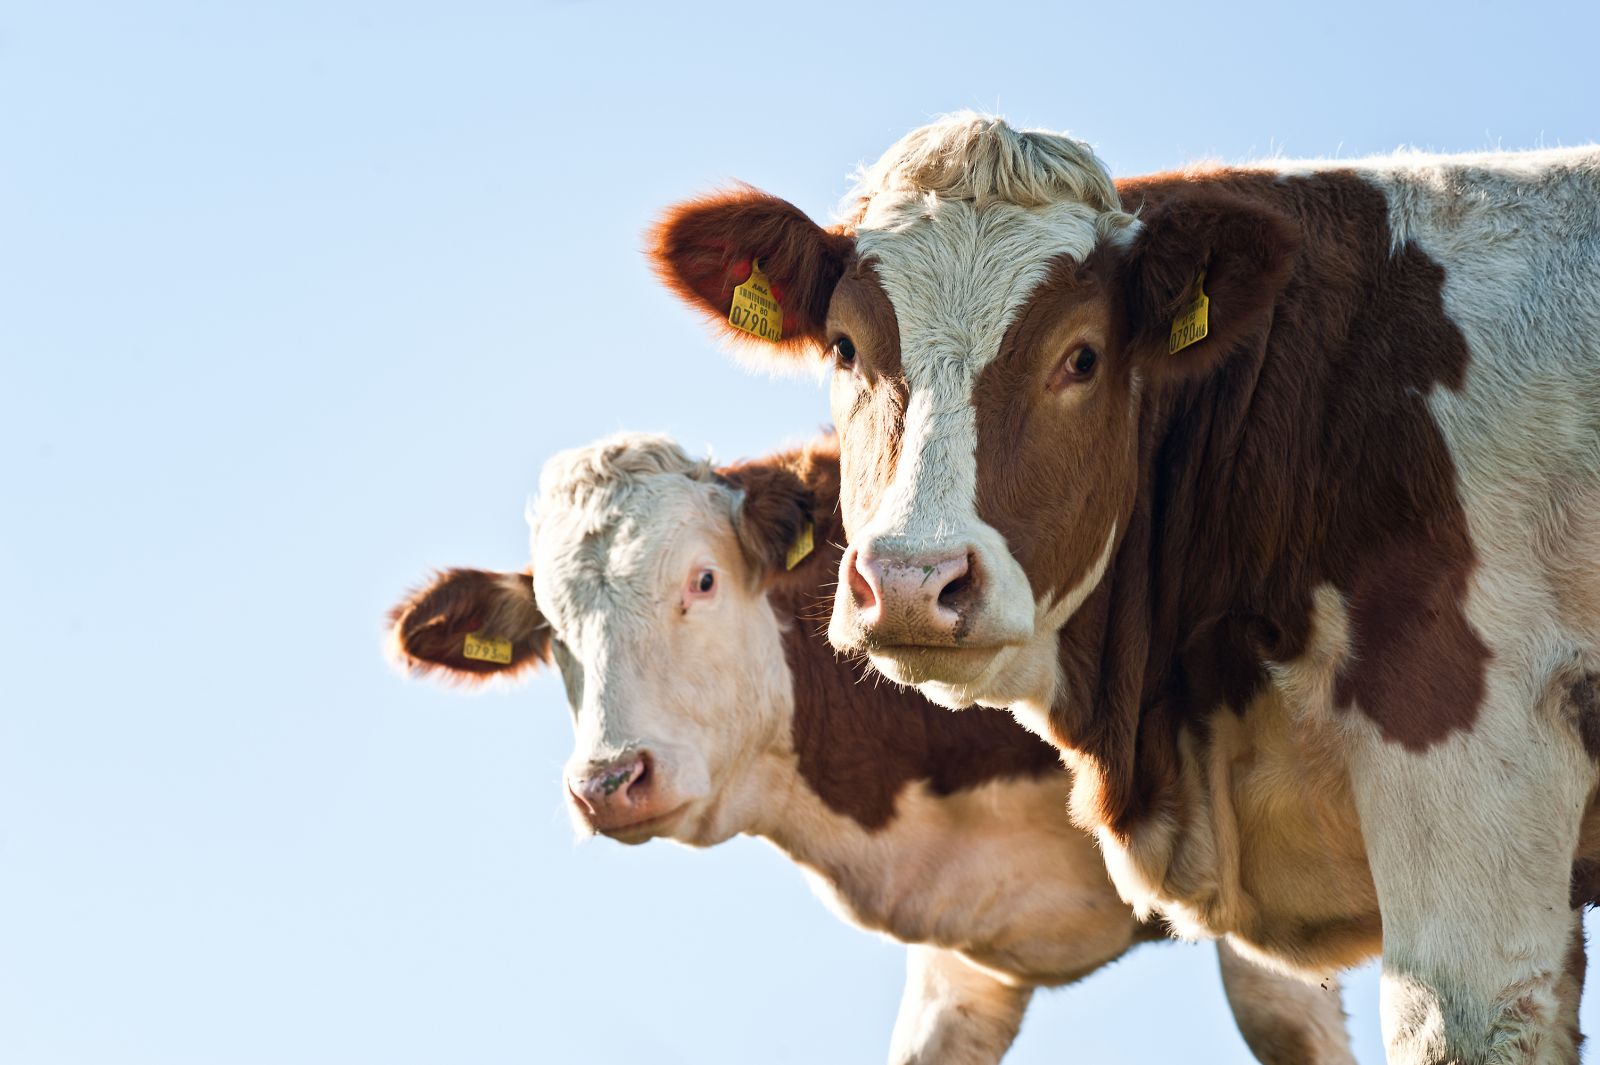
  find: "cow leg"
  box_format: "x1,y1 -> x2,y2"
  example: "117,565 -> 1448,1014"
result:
887,944 -> 1032,1065
1216,938 -> 1358,1065
1348,686 -> 1595,1065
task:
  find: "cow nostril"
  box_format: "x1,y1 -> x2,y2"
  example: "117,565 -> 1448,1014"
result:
938,572 -> 972,607
626,752 -> 654,801
935,553 -> 978,613
849,552 -> 879,611
568,780 -> 598,815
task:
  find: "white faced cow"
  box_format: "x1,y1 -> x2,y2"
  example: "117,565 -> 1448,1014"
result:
388,432 -> 1356,1065
652,115 -> 1600,1064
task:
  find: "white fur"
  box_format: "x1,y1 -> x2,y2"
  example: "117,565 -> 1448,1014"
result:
529,432 -> 1355,1064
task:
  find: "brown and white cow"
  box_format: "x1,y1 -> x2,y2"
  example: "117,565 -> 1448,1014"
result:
651,116 -> 1600,1064
387,432 -> 1357,1065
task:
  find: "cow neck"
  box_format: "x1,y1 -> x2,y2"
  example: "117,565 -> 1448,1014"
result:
759,439 -> 1062,836
1049,167 -> 1486,839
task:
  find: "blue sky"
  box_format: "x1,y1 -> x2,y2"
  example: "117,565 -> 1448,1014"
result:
3,2 -> 1598,1062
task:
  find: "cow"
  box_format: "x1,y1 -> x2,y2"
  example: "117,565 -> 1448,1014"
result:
649,114 -> 1600,1064
386,432 -> 1358,1065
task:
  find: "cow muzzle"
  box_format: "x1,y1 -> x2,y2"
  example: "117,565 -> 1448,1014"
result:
829,537 -> 1034,687
566,751 -> 687,842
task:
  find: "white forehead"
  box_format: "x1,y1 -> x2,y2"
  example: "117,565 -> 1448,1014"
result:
846,113 -> 1135,390
527,433 -> 732,633
857,197 -> 1110,390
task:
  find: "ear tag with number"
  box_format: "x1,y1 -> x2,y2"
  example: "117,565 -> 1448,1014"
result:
728,259 -> 783,342
462,631 -> 513,665
1168,269 -> 1210,354
784,521 -> 815,570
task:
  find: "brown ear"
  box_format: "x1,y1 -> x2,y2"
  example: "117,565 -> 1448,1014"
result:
387,568 -> 551,683
648,186 -> 855,359
717,460 -> 817,577
1123,188 -> 1300,380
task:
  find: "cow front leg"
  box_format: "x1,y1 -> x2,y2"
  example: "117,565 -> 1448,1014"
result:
887,944 -> 1032,1065
1349,690 -> 1595,1065
1217,938 -> 1358,1065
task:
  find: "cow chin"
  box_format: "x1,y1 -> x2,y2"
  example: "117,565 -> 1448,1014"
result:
864,644 -> 1010,699
592,803 -> 694,846
874,628 -> 1066,714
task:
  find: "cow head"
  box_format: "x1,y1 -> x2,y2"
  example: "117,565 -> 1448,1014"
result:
388,434 -> 813,844
653,114 -> 1297,715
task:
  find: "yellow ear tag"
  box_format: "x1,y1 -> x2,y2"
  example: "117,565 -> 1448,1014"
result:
462,631 -> 513,665
728,259 -> 783,342
784,521 -> 815,571
1168,269 -> 1210,354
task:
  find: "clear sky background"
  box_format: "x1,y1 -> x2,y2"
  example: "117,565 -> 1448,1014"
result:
4,2 -> 1598,1063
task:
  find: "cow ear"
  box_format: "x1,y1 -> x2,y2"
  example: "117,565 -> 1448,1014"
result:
387,568 -> 551,683
1123,189 -> 1299,381
648,186 -> 854,364
717,461 -> 817,579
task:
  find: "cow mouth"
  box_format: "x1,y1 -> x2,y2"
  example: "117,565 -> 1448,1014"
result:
863,643 -> 1009,688
595,803 -> 691,844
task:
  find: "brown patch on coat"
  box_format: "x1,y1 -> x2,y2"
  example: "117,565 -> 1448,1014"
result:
972,255 -> 1138,609
387,568 -> 552,681
728,438 -> 1062,830
823,260 -> 908,537
716,459 -> 814,577
941,168 -> 1487,833
1567,674 -> 1600,761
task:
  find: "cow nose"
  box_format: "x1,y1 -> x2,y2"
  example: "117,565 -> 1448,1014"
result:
848,545 -> 978,634
568,752 -> 654,824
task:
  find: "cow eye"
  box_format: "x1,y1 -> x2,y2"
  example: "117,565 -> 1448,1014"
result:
1068,347 -> 1097,376
831,337 -> 857,369
686,568 -> 717,604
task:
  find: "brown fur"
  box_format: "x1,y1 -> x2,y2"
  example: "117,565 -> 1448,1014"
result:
726,438 -> 1063,830
387,568 -> 552,681
1568,674 -> 1600,762
647,186 -> 854,357
1073,170 -> 1485,833
717,458 -> 816,578
823,262 -> 909,538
